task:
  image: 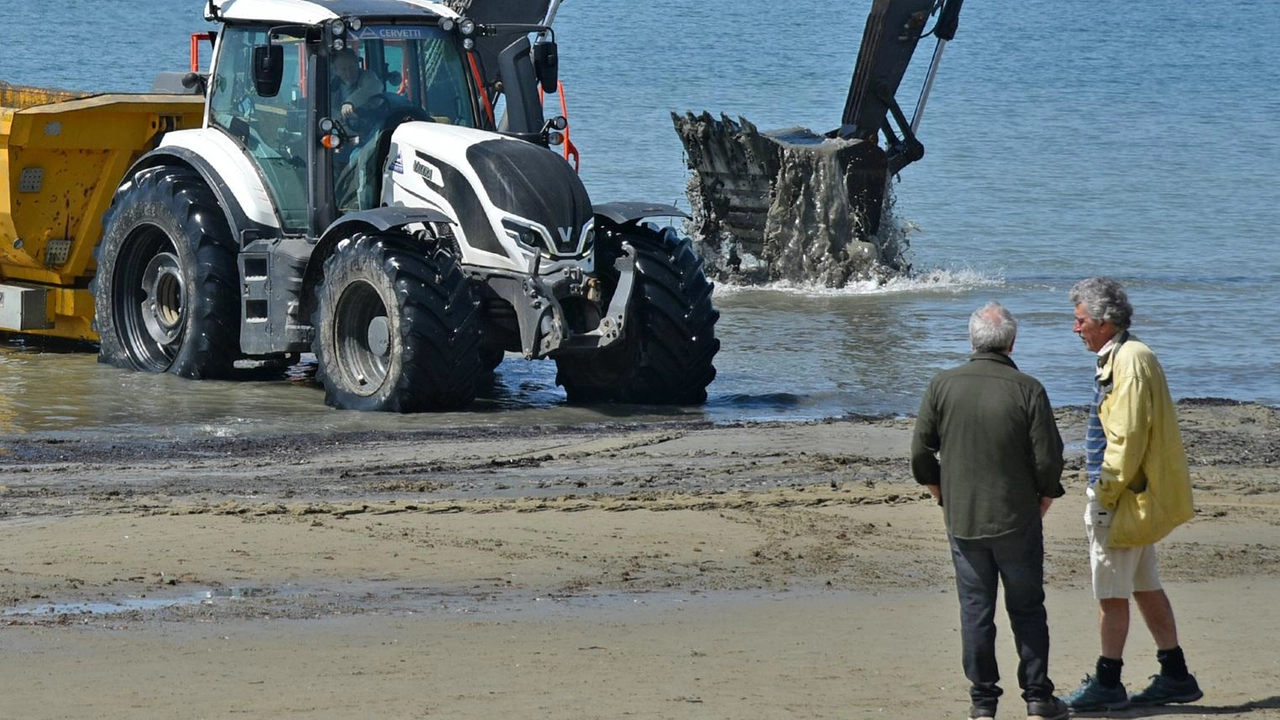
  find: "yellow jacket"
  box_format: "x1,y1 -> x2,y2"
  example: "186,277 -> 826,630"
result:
1096,334 -> 1195,547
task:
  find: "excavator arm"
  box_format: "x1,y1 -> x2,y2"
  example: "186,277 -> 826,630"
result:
843,0 -> 965,172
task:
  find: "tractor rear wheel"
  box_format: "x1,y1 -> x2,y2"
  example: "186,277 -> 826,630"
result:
93,165 -> 240,378
555,226 -> 720,404
312,231 -> 483,412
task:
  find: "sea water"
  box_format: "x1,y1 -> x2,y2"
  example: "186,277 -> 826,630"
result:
0,0 -> 1277,436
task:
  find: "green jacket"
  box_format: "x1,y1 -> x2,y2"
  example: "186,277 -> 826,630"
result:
1095,335 -> 1195,547
911,352 -> 1065,539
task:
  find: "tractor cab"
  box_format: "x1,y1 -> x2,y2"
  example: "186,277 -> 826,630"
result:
201,0 -> 564,236
206,15 -> 482,233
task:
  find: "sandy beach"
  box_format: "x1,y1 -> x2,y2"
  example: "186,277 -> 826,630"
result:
2,400 -> 1278,719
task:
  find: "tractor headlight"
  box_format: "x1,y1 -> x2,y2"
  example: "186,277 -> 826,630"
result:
502,219 -> 550,257
330,18 -> 346,36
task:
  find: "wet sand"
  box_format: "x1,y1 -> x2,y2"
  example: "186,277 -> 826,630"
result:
2,401 -> 1279,719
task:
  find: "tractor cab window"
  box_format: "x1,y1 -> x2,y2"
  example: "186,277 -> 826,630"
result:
329,26 -> 477,212
208,26 -> 309,233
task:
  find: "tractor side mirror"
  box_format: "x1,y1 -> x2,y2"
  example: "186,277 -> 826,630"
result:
533,39 -> 558,94
181,72 -> 208,96
253,44 -> 284,98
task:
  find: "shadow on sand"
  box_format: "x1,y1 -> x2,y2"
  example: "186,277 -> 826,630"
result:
1072,696 -> 1280,718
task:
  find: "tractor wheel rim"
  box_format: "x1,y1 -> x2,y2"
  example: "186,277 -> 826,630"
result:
333,281 -> 391,395
139,251 -> 185,348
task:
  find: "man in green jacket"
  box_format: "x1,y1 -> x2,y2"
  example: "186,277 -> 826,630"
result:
1064,277 -> 1202,711
912,301 -> 1069,720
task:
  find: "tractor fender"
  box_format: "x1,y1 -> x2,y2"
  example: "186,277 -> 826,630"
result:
320,207 -> 453,240
129,131 -> 281,244
593,202 -> 690,227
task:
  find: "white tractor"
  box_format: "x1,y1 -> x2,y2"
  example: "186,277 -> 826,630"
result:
92,0 -> 720,411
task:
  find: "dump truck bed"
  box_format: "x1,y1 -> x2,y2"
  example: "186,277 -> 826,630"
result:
0,82 -> 203,340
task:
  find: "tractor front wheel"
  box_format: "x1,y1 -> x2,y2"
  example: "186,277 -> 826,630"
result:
556,226 -> 720,404
312,231 -> 483,412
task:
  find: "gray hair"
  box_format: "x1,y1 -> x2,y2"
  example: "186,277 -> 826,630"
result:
969,301 -> 1018,353
1069,276 -> 1133,330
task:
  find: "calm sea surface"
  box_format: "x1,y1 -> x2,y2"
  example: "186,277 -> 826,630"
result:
1,0 -> 1277,438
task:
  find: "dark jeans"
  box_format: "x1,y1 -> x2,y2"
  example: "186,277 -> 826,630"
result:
949,522 -> 1055,709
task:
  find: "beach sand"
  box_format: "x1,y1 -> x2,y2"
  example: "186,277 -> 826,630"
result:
2,401 -> 1278,719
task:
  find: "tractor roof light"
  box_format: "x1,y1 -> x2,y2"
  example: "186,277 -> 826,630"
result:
458,18 -> 476,36
439,17 -> 455,32
330,18 -> 346,36
346,17 -> 362,32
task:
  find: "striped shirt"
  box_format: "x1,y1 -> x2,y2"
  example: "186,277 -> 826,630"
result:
1086,332 -> 1126,489
1086,380 -> 1106,486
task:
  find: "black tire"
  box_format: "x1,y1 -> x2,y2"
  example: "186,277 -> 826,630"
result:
556,226 -> 720,404
480,347 -> 505,373
312,231 -> 483,412
92,165 -> 240,379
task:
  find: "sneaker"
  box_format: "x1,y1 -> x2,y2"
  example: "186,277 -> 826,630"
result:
1026,696 -> 1070,720
1129,673 -> 1203,706
1065,675 -> 1130,711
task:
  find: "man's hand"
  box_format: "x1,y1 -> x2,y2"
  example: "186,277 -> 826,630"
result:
925,483 -> 942,506
341,101 -> 356,119
1039,496 -> 1054,519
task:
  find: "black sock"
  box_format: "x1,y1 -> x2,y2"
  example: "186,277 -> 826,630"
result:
1096,656 -> 1124,688
1157,646 -> 1191,680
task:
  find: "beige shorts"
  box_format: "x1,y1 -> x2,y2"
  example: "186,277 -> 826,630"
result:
1085,503 -> 1162,600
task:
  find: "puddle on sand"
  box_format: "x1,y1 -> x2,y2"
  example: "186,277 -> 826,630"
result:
3,582 -> 873,621
3,586 -> 277,617
4,596 -> 195,617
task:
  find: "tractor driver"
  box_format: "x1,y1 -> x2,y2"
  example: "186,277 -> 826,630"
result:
331,48 -> 383,128
329,48 -> 388,210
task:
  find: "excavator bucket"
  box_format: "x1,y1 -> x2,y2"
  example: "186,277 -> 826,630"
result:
674,0 -> 963,286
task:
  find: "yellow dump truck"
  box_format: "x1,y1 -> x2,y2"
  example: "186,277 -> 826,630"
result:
0,82 -> 203,341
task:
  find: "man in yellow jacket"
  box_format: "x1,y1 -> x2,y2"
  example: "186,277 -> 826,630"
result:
1063,277 -> 1202,712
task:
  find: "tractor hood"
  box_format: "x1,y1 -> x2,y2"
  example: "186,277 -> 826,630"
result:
384,122 -> 593,270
